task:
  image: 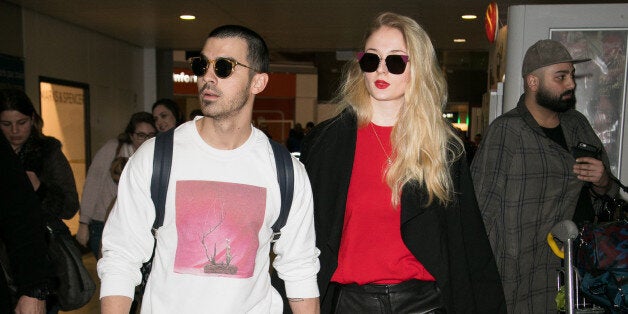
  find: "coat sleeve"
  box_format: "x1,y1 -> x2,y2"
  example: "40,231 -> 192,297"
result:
79,140 -> 117,224
470,119 -> 512,256
457,157 -> 507,313
38,145 -> 80,220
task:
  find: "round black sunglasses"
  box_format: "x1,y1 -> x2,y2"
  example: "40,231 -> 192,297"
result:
357,52 -> 410,75
189,56 -> 258,79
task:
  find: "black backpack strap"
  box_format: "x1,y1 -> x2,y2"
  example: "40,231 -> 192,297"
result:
150,128 -> 174,231
269,139 -> 294,242
136,129 -> 174,304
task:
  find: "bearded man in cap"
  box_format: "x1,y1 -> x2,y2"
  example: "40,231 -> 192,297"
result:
470,39 -> 619,313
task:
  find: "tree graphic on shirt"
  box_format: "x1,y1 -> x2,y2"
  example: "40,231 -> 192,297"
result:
199,199 -> 237,274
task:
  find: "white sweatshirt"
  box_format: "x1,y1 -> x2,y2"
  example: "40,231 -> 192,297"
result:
98,120 -> 320,313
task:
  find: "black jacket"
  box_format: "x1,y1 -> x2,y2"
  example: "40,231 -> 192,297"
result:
300,110 -> 506,313
0,135 -> 51,312
17,135 -> 79,230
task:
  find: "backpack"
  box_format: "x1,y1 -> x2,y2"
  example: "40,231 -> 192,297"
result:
134,128 -> 295,311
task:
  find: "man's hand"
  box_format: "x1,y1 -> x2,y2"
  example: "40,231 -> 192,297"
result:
14,295 -> 45,314
573,157 -> 610,193
76,223 -> 90,247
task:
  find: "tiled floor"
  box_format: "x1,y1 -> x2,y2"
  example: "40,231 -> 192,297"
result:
61,254 -> 100,313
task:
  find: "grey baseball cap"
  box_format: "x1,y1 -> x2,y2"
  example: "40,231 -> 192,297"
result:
522,39 -> 590,77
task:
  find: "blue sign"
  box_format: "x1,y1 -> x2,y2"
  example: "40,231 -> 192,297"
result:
0,53 -> 25,89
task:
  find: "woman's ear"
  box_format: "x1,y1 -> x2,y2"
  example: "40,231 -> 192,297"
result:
250,73 -> 269,95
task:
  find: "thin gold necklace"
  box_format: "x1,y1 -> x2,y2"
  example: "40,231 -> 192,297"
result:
369,122 -> 392,166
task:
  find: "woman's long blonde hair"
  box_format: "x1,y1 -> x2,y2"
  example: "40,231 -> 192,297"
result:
336,12 -> 463,206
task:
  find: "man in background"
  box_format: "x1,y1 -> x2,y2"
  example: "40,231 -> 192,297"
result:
471,39 -> 619,313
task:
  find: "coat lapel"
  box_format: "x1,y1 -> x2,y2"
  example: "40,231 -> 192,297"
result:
400,181 -> 428,225
325,113 -> 357,254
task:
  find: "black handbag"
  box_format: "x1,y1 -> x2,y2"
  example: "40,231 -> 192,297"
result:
46,224 -> 96,311
591,177 -> 628,223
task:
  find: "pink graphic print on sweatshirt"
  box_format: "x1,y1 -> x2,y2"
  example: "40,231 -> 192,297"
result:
174,180 -> 266,278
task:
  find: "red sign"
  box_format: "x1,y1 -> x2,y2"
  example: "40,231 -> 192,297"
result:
484,2 -> 499,43
172,67 -> 198,95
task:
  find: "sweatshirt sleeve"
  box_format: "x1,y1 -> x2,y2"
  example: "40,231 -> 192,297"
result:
271,158 -> 320,299
97,140 -> 157,299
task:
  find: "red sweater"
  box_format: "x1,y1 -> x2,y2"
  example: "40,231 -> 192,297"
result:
331,123 -> 435,285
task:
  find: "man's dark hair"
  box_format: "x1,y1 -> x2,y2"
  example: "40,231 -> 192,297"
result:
208,25 -> 269,73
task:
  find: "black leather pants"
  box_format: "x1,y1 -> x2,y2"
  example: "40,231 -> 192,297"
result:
332,280 -> 445,314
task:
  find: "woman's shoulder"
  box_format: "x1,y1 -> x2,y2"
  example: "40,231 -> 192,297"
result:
20,136 -> 66,173
308,109 -> 356,137
31,135 -> 62,156
445,136 -> 465,163
99,138 -> 124,153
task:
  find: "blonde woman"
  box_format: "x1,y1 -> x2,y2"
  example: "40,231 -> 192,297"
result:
300,12 -> 505,313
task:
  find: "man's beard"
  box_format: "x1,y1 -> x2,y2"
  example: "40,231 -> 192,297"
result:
536,85 -> 576,113
199,81 -> 251,120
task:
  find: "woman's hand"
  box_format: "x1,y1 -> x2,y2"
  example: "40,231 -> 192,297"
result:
25,171 -> 41,191
76,223 -> 90,247
14,296 -> 45,314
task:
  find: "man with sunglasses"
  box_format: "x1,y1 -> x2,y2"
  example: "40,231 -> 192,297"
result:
471,40 -> 619,313
98,25 -> 320,314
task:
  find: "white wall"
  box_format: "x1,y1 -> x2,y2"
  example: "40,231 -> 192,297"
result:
504,3 -> 628,189
504,4 -> 627,109
316,103 -> 339,123
21,9 -> 155,157
295,74 -> 318,126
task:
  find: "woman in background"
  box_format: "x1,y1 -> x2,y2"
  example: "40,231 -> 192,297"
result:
76,112 -> 156,259
0,88 -> 80,313
152,98 -> 183,132
300,12 -> 505,313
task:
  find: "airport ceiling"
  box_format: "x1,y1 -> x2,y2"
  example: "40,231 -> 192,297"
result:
7,0 -> 626,63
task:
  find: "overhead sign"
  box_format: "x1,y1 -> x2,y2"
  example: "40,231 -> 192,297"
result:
0,53 -> 24,89
484,2 -> 499,43
173,68 -> 198,95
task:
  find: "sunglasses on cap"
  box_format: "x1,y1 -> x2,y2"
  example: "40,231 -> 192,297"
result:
357,52 -> 410,75
188,55 -> 258,79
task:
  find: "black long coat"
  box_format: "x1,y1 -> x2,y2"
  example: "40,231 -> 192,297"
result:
300,110 -> 506,314
0,135 -> 51,312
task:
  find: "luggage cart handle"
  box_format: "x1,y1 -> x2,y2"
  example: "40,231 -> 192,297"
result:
547,220 -> 578,259
548,220 -> 579,314
547,232 -> 565,259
